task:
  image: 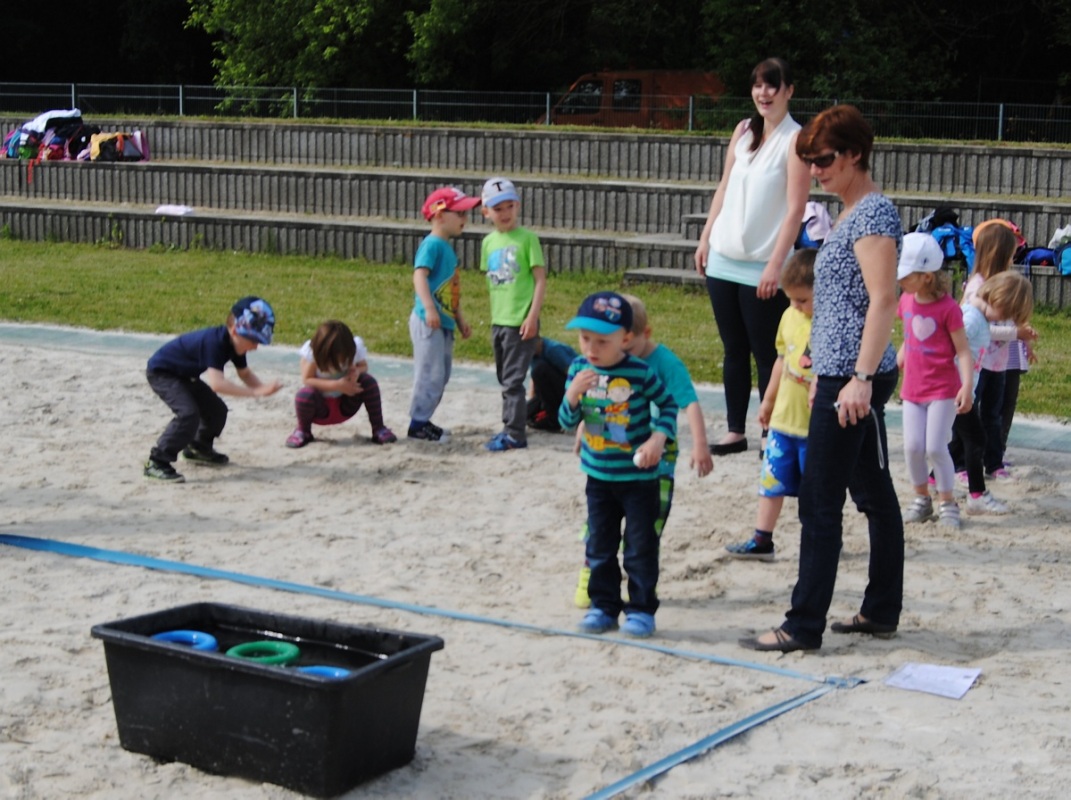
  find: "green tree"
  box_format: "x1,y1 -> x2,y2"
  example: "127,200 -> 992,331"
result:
186,0 -> 420,87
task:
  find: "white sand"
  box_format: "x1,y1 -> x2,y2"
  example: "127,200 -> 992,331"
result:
1,326 -> 1070,799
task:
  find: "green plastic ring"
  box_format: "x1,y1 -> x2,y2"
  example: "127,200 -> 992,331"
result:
225,640 -> 301,665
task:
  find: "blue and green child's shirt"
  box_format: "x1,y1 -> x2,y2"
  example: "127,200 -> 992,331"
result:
559,353 -> 678,482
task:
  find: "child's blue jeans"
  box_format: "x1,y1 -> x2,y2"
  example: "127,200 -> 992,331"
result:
585,476 -> 661,618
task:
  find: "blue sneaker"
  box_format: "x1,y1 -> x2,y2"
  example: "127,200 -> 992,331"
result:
577,608 -> 618,634
485,432 -> 527,452
621,612 -> 656,638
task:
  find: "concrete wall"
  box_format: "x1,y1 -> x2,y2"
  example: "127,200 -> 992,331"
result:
3,116 -> 1070,197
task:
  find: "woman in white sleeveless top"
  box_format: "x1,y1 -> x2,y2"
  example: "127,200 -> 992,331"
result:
693,58 -> 810,456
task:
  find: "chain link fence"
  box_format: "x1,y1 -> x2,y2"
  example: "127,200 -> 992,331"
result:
2,82 -> 1069,143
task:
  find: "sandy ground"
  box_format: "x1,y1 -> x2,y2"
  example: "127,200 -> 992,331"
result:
1,326 -> 1070,799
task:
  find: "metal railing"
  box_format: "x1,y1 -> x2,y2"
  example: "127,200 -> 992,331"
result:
2,82 -> 1070,143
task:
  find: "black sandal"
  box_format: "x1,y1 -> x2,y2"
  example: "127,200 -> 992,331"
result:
738,627 -> 814,652
830,614 -> 897,637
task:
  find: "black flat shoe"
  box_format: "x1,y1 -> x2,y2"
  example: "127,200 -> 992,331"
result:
710,438 -> 747,456
830,614 -> 897,637
738,628 -> 815,653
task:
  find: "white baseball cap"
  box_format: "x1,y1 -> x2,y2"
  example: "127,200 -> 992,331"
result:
481,177 -> 520,207
897,232 -> 946,280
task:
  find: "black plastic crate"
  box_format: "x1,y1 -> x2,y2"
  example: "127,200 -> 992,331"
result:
91,602 -> 444,797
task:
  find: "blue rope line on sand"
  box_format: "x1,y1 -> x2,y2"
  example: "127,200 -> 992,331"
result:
583,685 -> 835,800
1,533 -> 862,796
1,534 -> 857,687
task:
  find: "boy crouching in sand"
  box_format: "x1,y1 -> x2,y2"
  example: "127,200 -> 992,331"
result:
144,296 -> 283,483
558,291 -> 678,638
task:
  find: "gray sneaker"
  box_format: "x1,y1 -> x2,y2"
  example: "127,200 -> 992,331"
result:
937,501 -> 961,529
144,459 -> 185,483
903,495 -> 934,523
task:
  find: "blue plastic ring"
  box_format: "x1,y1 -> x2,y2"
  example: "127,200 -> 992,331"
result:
297,665 -> 351,679
151,629 -> 219,651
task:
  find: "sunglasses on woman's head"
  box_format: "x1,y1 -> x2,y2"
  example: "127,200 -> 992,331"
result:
801,151 -> 840,168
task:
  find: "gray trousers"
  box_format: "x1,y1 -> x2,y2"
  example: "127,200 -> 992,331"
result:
408,312 -> 454,424
492,325 -> 537,441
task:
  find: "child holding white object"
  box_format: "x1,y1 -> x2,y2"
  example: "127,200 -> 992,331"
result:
896,233 -> 974,529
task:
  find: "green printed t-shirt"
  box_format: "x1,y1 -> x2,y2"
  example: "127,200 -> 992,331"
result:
480,227 -> 544,326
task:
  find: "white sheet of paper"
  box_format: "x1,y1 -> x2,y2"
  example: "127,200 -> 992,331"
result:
884,662 -> 981,700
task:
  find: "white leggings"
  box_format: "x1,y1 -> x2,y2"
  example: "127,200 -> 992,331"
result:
902,398 -> 958,493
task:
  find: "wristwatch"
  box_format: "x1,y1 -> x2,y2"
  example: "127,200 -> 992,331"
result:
853,370 -> 874,382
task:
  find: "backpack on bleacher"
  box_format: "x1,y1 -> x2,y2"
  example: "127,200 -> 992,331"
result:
931,223 -> 976,270
1055,242 -> 1071,277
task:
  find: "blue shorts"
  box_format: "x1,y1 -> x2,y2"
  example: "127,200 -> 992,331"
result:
757,429 -> 807,498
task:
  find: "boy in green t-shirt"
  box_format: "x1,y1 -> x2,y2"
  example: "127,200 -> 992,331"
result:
480,177 -> 547,451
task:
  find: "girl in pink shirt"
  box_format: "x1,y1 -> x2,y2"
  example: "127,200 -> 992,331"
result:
896,233 -> 974,528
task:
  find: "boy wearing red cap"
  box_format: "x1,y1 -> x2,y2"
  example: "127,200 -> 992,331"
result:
408,187 -> 481,442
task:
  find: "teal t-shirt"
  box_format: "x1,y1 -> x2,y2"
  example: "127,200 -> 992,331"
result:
480,227 -> 544,326
642,344 -> 698,478
413,234 -> 459,332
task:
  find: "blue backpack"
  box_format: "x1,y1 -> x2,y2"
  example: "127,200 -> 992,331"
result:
1055,242 -> 1071,276
930,224 -> 976,270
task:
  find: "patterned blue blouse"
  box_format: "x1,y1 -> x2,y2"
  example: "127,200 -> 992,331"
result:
811,192 -> 902,377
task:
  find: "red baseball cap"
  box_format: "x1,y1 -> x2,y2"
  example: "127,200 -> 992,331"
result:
422,187 -> 481,221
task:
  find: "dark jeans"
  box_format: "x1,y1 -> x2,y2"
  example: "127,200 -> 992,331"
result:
147,370 -> 227,464
1000,369 -> 1024,459
951,406 -> 987,495
585,477 -> 661,617
705,276 -> 788,434
782,372 -> 904,648
975,368 -> 1006,474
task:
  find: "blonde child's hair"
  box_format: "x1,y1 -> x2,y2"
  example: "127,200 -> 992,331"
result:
914,268 -> 954,299
973,222 -> 1018,280
619,292 -> 649,335
782,248 -> 817,290
310,320 -> 357,373
978,270 -> 1034,326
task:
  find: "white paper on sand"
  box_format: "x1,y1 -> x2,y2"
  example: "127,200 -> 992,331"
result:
884,662 -> 982,700
155,204 -> 195,216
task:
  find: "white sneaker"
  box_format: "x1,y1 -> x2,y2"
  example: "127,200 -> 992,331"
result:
937,501 -> 961,529
966,491 -> 1009,515
903,495 -> 935,523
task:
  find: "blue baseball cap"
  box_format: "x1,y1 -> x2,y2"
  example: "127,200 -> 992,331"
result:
565,291 -> 633,335
231,296 -> 275,344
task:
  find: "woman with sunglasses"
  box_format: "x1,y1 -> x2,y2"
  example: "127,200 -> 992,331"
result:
740,105 -> 905,653
693,57 -> 810,457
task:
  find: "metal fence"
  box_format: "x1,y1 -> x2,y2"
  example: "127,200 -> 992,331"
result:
2,82 -> 1070,143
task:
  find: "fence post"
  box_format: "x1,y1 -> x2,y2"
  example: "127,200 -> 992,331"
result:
293,87 -> 298,118
545,93 -> 551,125
412,90 -> 418,121
71,84 -> 76,109
997,103 -> 1004,142
688,95 -> 695,132
179,85 -> 184,117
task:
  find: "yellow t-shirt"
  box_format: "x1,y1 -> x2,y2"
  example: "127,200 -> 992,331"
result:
769,306 -> 813,438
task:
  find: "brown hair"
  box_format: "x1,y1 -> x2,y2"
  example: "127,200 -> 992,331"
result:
796,104 -> 874,172
782,248 -> 817,290
619,292 -> 648,335
310,320 -> 357,373
747,58 -> 793,153
978,271 -> 1033,325
972,222 -> 1017,281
